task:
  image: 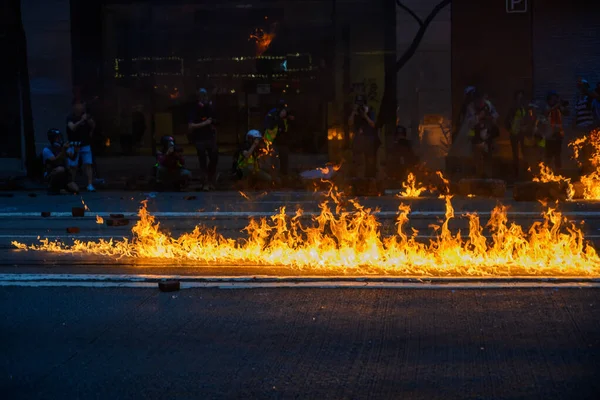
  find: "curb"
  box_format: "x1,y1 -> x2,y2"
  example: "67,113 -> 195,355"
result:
1,274 -> 599,289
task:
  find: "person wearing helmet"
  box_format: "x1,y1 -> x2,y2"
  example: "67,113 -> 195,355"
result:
233,130 -> 279,186
264,99 -> 294,176
155,135 -> 191,190
42,129 -> 79,194
188,88 -> 218,191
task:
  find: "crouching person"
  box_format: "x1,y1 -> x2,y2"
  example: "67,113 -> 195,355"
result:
156,135 -> 192,190
42,129 -> 79,194
234,130 -> 280,188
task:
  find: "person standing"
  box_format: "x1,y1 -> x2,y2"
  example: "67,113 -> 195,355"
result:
188,88 -> 218,191
469,99 -> 498,179
543,91 -> 570,171
66,102 -> 96,192
505,90 -> 527,177
348,95 -> 378,179
264,99 -> 294,176
574,79 -> 594,134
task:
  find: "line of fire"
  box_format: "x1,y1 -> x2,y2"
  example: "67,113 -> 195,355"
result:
3,0 -> 600,277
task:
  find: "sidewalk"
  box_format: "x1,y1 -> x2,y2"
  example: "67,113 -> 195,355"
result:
0,153 -> 331,191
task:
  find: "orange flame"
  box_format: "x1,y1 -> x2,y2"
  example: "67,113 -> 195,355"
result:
96,215 -> 104,224
317,164 -> 342,175
398,173 -> 427,198
532,162 -> 574,200
570,129 -> 600,200
11,191 -> 600,276
249,26 -> 276,56
81,198 -> 90,212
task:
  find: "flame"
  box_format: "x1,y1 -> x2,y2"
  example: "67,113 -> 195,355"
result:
532,162 -> 574,200
569,129 -> 600,200
81,198 -> 90,211
11,191 -> 600,276
249,26 -> 276,56
317,164 -> 342,175
96,215 -> 104,224
327,128 -> 344,141
398,173 -> 427,198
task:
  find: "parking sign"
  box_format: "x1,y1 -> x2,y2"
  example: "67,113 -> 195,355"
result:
506,0 -> 527,13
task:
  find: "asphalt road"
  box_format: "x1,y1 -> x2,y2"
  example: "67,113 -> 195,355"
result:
3,190 -> 600,249
1,287 -> 599,400
2,192 -> 599,399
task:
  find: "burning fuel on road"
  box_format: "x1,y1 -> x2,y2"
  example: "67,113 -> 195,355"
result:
12,187 -> 600,277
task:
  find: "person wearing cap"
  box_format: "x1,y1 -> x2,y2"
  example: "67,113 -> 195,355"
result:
348,94 -> 378,178
42,129 -> 79,194
155,135 -> 191,189
188,88 -> 218,191
543,91 -> 570,171
264,99 -> 294,176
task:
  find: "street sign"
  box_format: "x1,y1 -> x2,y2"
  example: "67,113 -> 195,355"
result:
257,84 -> 271,94
506,0 -> 527,13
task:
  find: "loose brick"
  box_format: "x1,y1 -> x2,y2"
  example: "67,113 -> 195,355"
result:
72,207 -> 85,217
513,181 -> 570,202
106,218 -> 130,227
158,280 -> 180,292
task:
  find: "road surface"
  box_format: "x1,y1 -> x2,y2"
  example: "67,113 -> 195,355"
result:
1,191 -> 600,398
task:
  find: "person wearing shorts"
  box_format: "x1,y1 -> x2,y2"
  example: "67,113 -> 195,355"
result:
66,102 -> 96,191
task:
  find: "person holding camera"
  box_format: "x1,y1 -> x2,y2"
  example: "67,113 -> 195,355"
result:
543,91 -> 570,170
42,129 -> 79,194
264,99 -> 294,176
233,130 -> 279,187
156,135 -> 191,189
66,101 -> 96,192
348,95 -> 378,178
188,88 -> 218,191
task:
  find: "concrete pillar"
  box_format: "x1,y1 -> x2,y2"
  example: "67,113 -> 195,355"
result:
21,0 -> 73,152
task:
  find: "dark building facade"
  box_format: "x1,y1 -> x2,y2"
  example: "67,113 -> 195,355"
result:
452,0 -> 600,145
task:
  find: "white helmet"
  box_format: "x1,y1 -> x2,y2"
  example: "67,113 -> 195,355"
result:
247,129 -> 262,139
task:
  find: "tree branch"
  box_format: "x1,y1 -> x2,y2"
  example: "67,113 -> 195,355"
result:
396,0 -> 451,72
396,0 -> 423,27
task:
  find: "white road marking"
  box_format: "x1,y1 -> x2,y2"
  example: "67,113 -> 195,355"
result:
2,210 -> 600,219
0,280 -> 599,289
1,274 -> 597,282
